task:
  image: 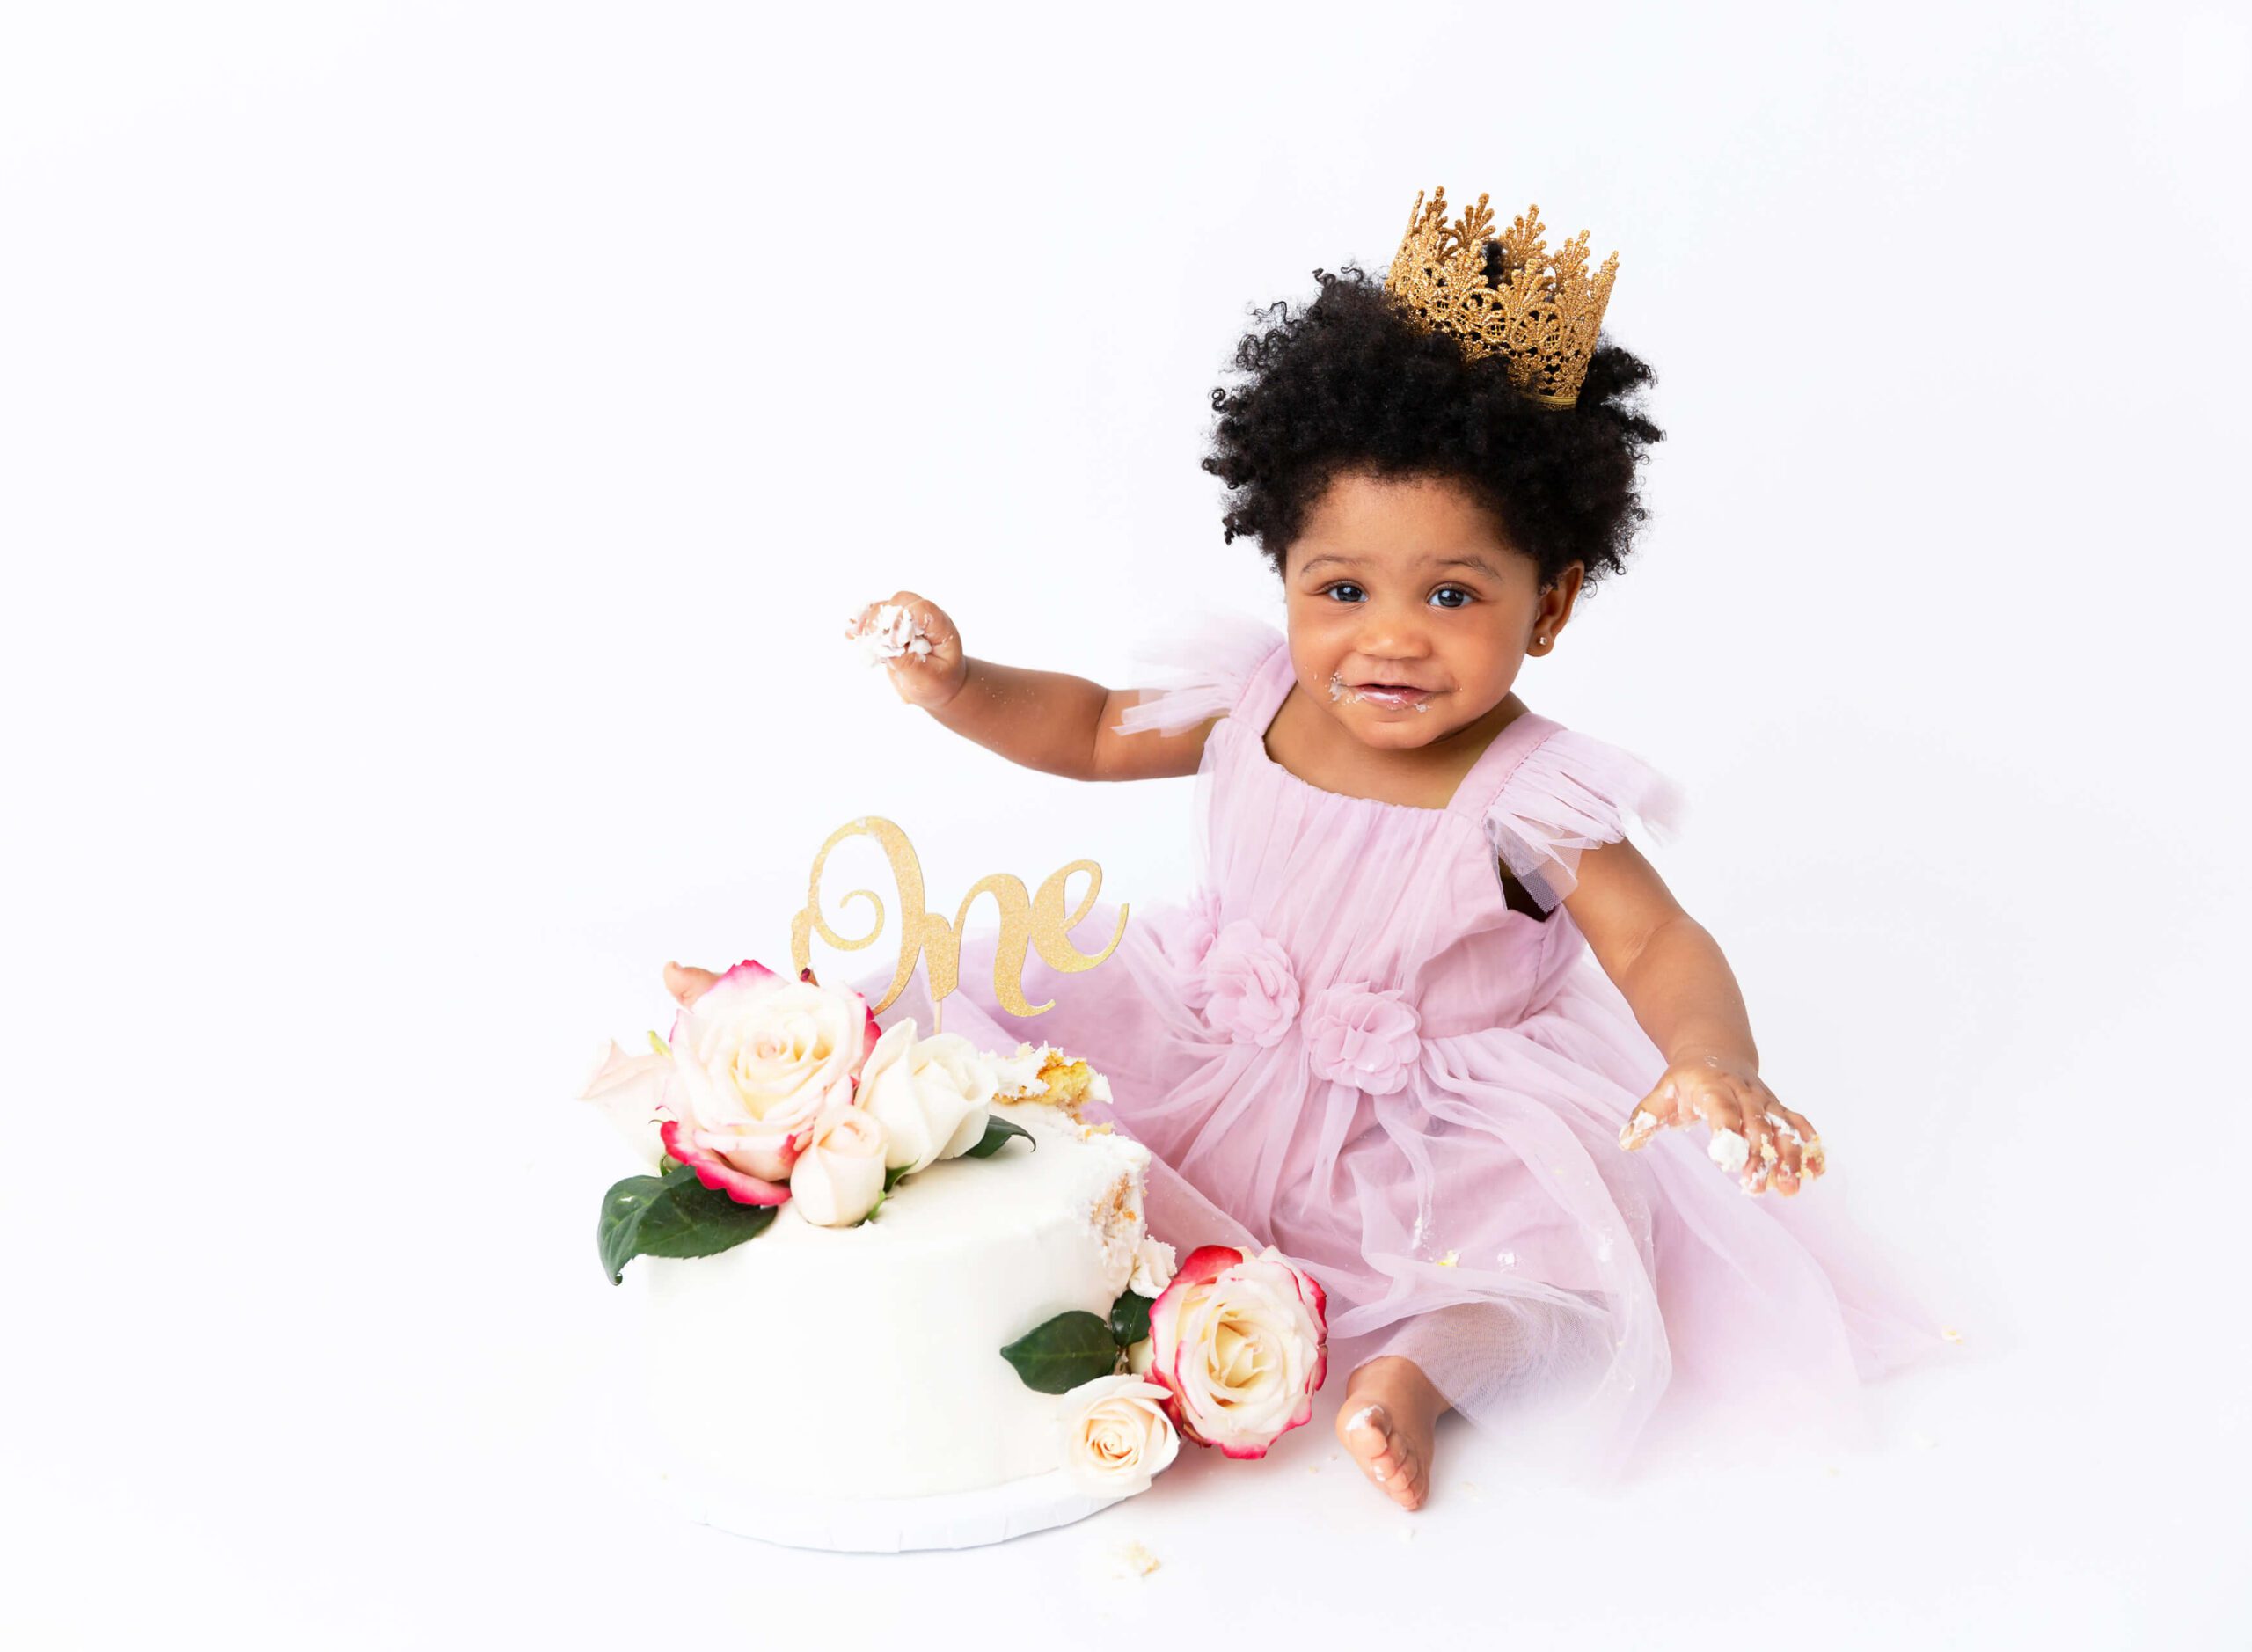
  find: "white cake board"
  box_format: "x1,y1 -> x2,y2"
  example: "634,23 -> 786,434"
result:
660,1458 -> 1129,1553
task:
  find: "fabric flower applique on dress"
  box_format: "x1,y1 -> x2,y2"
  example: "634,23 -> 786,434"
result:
1198,919 -> 1300,1048
1158,884 -> 1226,1012
1303,985 -> 1423,1096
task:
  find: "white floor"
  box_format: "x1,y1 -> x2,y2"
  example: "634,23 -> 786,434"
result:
7,1059 -> 2241,1648
6,1341 -> 2223,1648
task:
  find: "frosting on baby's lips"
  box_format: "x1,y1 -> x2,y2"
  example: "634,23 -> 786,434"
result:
854,602 -> 936,665
1327,671 -> 1434,713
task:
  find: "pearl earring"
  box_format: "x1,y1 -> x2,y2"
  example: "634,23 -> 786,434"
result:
1537,634 -> 1548,646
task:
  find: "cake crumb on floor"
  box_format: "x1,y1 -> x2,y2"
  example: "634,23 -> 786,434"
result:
1110,1540 -> 1160,1579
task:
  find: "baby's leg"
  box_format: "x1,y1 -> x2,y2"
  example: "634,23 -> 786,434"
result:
1336,1355 -> 1448,1511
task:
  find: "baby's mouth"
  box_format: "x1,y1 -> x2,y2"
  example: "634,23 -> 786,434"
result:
1333,676 -> 1439,711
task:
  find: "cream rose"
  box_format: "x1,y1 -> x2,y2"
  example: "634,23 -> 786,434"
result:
859,1020 -> 999,1173
663,960 -> 880,1202
577,1038 -> 673,1168
787,1102 -> 889,1227
1145,1244 -> 1329,1459
1057,1374 -> 1180,1497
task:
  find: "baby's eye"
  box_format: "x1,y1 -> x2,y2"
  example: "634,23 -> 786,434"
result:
1323,582 -> 1366,604
1430,587 -> 1472,610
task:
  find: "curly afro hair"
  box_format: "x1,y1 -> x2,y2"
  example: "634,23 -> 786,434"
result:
1202,256 -> 1663,596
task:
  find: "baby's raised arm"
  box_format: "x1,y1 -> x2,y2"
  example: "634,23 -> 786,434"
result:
846,590 -> 1210,783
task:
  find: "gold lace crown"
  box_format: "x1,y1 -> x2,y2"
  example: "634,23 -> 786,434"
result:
1381,187 -> 1619,408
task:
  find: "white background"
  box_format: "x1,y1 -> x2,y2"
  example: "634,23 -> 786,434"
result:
4,2 -> 2247,1645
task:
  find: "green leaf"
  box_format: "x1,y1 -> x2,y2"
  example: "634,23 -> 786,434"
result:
962,1114 -> 1036,1159
634,1164 -> 779,1258
1108,1289 -> 1152,1348
998,1311 -> 1117,1393
597,1163 -> 778,1284
598,1175 -> 667,1286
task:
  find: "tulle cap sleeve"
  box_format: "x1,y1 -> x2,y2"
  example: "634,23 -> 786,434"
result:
1109,610 -> 1286,737
1481,727 -> 1690,912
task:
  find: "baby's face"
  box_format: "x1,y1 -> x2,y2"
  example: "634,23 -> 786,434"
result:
1280,469 -> 1576,753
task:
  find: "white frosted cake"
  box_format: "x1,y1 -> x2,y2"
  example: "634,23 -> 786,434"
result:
634,1090 -> 1156,1548
583,951 -> 1327,1553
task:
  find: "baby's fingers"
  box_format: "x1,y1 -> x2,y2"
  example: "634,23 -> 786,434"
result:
1695,1093 -> 1756,1176
1773,1109 -> 1814,1194
1731,1093 -> 1808,1195
1768,1102 -> 1825,1183
845,593 -> 905,636
1697,1091 -> 1785,1194
1742,1146 -> 1775,1195
1766,1123 -> 1802,1196
848,592 -> 942,662
1618,1079 -> 1686,1149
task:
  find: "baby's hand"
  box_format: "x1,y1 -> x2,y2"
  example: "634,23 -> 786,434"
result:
1617,1049 -> 1826,1196
845,590 -> 967,710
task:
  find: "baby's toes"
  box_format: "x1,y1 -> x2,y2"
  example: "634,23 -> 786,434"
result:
1388,1444 -> 1429,1509
1341,1403 -> 1400,1483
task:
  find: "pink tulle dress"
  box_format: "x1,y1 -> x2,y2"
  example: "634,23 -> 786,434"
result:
858,612 -> 1950,1482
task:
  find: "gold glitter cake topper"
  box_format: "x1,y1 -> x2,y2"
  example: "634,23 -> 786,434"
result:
1381,186 -> 1619,408
791,815 -> 1128,1032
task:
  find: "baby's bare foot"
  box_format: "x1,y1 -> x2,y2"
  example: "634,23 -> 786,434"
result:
1335,1356 -> 1442,1510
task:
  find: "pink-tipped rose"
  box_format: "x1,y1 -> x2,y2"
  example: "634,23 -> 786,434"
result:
1144,1243 -> 1328,1458
662,959 -> 881,1202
